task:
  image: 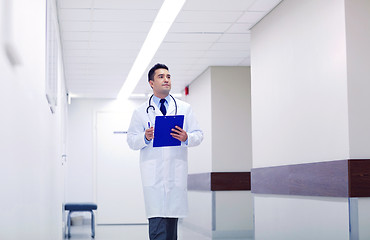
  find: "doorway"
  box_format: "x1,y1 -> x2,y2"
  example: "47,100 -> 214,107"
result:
95,111 -> 146,224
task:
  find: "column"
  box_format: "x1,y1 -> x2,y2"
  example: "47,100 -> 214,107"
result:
184,66 -> 253,239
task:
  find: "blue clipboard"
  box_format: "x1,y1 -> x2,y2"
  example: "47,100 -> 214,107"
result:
153,115 -> 184,147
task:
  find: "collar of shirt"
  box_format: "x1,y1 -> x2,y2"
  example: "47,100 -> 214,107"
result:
152,94 -> 171,110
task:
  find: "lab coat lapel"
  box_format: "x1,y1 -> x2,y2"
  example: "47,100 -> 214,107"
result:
154,104 -> 163,116
167,98 -> 176,115
147,96 -> 162,120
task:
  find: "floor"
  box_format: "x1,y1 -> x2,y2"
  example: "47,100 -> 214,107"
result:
65,223 -> 252,240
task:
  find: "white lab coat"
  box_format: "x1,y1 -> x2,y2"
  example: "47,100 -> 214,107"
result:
127,96 -> 203,218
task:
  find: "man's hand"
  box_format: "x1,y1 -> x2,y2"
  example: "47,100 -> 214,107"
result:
170,126 -> 188,142
145,127 -> 154,141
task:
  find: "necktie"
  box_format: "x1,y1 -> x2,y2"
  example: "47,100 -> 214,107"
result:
160,99 -> 167,115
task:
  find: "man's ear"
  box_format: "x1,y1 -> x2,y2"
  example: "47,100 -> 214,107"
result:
149,80 -> 153,89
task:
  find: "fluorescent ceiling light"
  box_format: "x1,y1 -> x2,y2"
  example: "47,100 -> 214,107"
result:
116,0 -> 186,100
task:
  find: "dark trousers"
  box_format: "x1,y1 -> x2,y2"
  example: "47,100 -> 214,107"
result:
148,217 -> 179,240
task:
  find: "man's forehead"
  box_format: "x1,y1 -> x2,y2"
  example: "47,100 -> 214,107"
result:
155,68 -> 170,75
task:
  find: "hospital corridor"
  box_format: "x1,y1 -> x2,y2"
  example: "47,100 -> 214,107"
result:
1,0 -> 370,239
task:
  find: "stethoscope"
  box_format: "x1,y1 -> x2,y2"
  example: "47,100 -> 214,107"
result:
146,94 -> 178,115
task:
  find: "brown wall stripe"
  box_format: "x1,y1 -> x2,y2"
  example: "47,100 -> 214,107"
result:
187,160 -> 370,197
348,159 -> 370,197
251,159 -> 370,198
188,172 -> 251,191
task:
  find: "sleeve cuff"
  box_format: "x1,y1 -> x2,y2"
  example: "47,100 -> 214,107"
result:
144,135 -> 151,144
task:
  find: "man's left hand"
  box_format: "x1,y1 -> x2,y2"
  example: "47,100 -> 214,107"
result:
170,126 -> 188,142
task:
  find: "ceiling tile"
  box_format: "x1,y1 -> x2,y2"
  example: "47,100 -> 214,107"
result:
164,33 -> 222,43
93,0 -> 163,10
61,21 -> 91,32
88,41 -> 142,50
59,9 -> 92,21
91,21 -> 152,32
63,49 -> 92,57
209,42 -> 249,51
217,33 -> 251,43
226,23 -> 254,33
238,11 -> 267,23
61,32 -> 91,41
248,0 -> 282,12
92,9 -> 157,22
160,42 -> 213,51
176,10 -> 243,23
64,55 -> 135,64
62,41 -> 90,50
59,0 -> 93,9
90,32 -> 148,42
170,22 -> 230,33
63,49 -> 138,57
183,0 -> 255,11
196,57 -> 247,66
238,57 -> 251,65
203,50 -> 249,58
155,49 -> 206,58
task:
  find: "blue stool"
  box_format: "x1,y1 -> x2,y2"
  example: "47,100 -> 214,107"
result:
65,203 -> 98,238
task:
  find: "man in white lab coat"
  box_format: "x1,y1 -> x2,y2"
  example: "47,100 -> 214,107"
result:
127,63 -> 203,240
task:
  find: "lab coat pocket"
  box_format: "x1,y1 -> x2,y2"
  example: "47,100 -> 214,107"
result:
140,159 -> 156,186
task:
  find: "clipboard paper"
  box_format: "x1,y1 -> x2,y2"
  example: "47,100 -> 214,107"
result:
153,115 -> 184,147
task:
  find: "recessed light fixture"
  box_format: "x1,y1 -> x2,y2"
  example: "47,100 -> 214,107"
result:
116,0 -> 186,100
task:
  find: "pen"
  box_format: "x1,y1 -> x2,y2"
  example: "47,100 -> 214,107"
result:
148,122 -> 150,128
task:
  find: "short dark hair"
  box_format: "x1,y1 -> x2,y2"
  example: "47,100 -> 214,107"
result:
148,63 -> 169,82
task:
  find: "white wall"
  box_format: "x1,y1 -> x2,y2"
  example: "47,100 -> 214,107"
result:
214,191 -> 253,236
345,0 -> 370,158
183,191 -> 213,237
211,66 -> 251,172
186,68 -> 213,174
0,0 -> 67,239
66,98 -> 142,202
251,0 -> 351,239
254,195 -> 349,240
251,0 -> 349,169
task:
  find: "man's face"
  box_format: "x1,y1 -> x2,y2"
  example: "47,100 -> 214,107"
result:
149,68 -> 171,96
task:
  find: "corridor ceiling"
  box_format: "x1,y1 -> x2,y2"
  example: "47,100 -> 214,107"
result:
57,0 -> 282,99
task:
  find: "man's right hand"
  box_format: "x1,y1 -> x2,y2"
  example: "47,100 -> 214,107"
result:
145,127 -> 154,141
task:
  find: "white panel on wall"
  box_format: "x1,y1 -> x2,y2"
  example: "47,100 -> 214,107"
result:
345,0 -> 370,158
182,191 -> 213,237
96,112 -> 146,224
211,66 -> 251,172
358,198 -> 370,239
214,191 -> 253,236
186,68 -> 213,173
66,98 -> 143,207
254,195 -> 349,240
251,0 -> 349,168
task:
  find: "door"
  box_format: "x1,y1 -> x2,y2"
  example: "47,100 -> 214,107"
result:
96,111 -> 146,224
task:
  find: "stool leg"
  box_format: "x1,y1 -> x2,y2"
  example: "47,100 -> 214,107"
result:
91,210 -> 95,238
67,211 -> 72,238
